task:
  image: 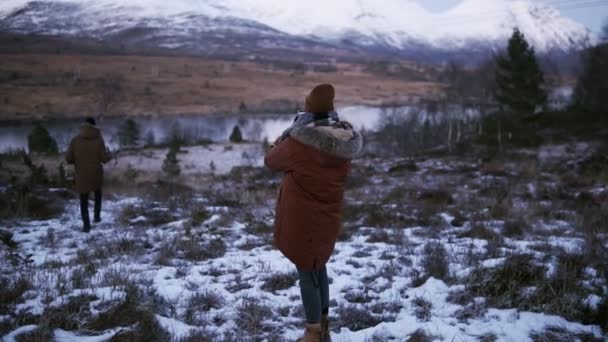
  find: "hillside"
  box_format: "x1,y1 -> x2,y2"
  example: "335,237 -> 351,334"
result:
0,53 -> 441,121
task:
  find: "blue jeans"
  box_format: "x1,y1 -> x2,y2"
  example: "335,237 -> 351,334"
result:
297,266 -> 329,323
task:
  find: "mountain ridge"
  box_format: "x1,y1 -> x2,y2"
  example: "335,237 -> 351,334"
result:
0,0 -> 593,62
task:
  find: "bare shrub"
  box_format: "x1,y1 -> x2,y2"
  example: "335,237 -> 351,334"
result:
344,289 -> 378,304
155,238 -> 177,266
14,295 -> 96,339
261,271 -> 298,294
464,254 -> 546,309
190,206 -> 210,226
455,300 -> 488,322
477,333 -> 498,342
234,297 -> 273,336
0,276 -> 32,313
100,267 -> 133,288
178,329 -> 218,342
370,300 -> 403,315
182,291 -> 225,325
87,285 -> 170,341
226,274 -> 253,293
503,218 -> 529,238
421,242 -> 450,282
362,203 -> 408,228
334,304 -> 387,332
407,329 -> 435,342
530,325 -> 602,342
411,297 -> 432,322
178,238 -> 226,262
0,185 -> 66,220
417,189 -> 454,207
458,221 -> 501,241
70,266 -> 93,289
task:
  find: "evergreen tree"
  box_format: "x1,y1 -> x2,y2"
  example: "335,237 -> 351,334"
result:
229,125 -> 243,143
118,118 -> 140,148
28,124 -> 58,154
162,144 -> 180,177
56,162 -> 68,186
494,28 -> 547,116
574,21 -> 608,115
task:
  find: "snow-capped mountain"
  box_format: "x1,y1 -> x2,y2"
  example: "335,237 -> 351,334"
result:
0,0 -> 592,60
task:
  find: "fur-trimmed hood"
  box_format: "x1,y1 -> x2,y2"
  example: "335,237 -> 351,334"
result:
289,123 -> 363,160
79,124 -> 102,140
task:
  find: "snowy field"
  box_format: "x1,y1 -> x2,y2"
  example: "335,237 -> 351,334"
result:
1,143 -> 607,341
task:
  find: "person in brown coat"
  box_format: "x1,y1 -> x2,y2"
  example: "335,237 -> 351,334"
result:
66,117 -> 111,232
265,84 -> 362,342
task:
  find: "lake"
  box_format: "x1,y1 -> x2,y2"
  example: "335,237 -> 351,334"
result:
0,105 -> 483,153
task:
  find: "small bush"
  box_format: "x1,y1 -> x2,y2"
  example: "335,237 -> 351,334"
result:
190,207 -> 210,226
178,329 -> 217,342
178,238 -> 226,261
162,145 -> 181,177
0,276 -> 33,313
335,304 -> 386,332
418,189 -> 454,206
87,286 -> 170,341
234,297 -> 272,335
464,254 -> 546,309
182,291 -> 224,325
530,325 -> 602,342
421,242 -> 450,281
118,118 -> 140,148
407,329 -> 434,342
344,289 -> 378,304
229,125 -> 243,143
411,297 -> 432,322
503,219 -> 528,238
28,124 -> 58,154
261,272 -> 298,294
458,222 -> 501,241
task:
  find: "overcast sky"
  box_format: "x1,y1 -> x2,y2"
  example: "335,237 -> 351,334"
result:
416,0 -> 607,33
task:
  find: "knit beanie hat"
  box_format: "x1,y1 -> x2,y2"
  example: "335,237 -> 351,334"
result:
305,84 -> 335,113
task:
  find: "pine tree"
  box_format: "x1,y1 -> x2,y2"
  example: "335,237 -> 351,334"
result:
118,118 -> 140,148
229,125 -> 243,143
28,124 -> 58,154
162,144 -> 181,177
574,20 -> 608,115
495,28 -> 547,116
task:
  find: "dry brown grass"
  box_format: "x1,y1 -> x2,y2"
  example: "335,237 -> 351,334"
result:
0,54 -> 441,120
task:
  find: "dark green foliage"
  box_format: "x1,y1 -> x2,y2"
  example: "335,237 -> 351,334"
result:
238,101 -> 247,113
573,42 -> 608,115
229,125 -> 243,143
0,184 -> 66,220
27,124 -> 58,154
167,122 -> 187,148
118,118 -> 140,148
55,162 -> 68,187
495,29 -> 547,115
465,254 -> 546,308
22,154 -> 49,185
162,144 -> 180,177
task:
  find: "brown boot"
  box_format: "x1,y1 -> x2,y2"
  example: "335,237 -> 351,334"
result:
296,323 -> 322,342
321,314 -> 331,342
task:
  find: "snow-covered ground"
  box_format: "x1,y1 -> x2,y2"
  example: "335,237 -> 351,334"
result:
1,147 -> 607,341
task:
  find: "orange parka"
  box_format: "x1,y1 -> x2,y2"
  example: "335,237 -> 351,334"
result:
66,124 -> 111,194
265,123 -> 362,271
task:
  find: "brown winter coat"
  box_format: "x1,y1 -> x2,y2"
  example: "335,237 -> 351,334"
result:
65,124 -> 111,194
265,123 -> 362,271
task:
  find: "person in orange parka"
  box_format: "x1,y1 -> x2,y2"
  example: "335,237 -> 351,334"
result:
66,117 -> 111,232
265,84 -> 363,342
